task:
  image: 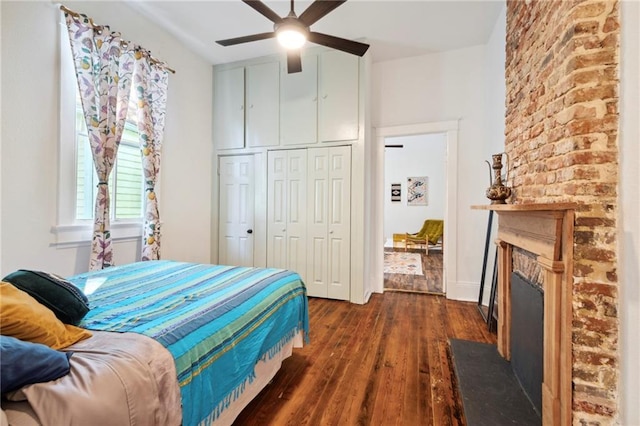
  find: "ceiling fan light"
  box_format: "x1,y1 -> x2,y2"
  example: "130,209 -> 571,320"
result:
277,28 -> 306,49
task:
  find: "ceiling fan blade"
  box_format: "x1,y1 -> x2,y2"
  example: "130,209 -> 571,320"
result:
242,0 -> 283,24
287,50 -> 302,74
299,0 -> 346,26
308,32 -> 370,56
216,32 -> 275,47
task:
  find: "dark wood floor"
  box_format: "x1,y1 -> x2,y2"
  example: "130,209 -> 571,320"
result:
234,291 -> 496,425
384,247 -> 444,294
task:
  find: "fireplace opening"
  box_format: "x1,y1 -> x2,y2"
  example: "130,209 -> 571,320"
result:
510,271 -> 544,418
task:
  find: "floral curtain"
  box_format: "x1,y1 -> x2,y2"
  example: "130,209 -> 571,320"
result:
133,50 -> 169,261
64,12 -> 134,270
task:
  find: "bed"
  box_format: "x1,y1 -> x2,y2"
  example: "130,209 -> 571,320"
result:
1,260 -> 309,426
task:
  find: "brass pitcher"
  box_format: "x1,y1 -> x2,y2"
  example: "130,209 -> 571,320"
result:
485,152 -> 511,204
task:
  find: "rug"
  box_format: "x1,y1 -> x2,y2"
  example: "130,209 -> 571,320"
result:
384,252 -> 423,275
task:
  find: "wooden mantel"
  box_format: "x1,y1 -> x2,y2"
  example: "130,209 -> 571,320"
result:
472,203 -> 576,426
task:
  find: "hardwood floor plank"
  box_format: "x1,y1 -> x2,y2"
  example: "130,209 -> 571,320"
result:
335,296 -> 387,425
370,292 -> 406,425
234,292 -> 496,425
402,294 -> 421,423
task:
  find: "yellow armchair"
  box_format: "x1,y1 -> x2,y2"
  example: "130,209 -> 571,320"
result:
405,219 -> 444,254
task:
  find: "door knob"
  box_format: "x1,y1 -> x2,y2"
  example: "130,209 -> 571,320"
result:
247,229 -> 253,234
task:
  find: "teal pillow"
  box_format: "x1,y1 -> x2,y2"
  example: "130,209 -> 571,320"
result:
2,270 -> 90,325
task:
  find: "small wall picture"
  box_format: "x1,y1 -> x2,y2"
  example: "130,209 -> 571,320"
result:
407,176 -> 428,205
391,183 -> 401,202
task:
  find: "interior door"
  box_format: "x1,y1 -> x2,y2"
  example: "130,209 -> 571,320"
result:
218,155 -> 255,267
284,149 -> 308,278
327,146 -> 351,300
267,149 -> 307,279
306,146 -> 351,300
267,150 -> 288,269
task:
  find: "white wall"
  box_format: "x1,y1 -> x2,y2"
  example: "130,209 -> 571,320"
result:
0,1 -> 213,277
372,30 -> 505,300
620,1 -> 640,424
383,134 -> 446,239
479,4 -> 506,305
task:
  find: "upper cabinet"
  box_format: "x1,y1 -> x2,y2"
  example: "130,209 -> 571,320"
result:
213,62 -> 280,150
246,62 -> 280,148
318,51 -> 359,143
214,49 -> 361,151
280,54 -> 318,146
213,67 -> 244,150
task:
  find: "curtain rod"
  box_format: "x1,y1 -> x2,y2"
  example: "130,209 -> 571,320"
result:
59,4 -> 176,74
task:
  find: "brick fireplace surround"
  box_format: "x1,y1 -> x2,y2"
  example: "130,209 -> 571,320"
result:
504,0 -> 620,423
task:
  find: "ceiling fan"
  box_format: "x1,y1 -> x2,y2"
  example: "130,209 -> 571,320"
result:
216,0 -> 370,74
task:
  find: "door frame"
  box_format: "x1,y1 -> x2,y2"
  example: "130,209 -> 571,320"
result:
372,121 -> 459,297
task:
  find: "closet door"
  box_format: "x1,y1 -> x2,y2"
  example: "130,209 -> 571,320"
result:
267,149 -> 307,279
306,146 -> 351,300
218,155 -> 255,267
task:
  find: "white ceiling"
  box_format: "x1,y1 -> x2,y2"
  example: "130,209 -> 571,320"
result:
125,0 -> 504,65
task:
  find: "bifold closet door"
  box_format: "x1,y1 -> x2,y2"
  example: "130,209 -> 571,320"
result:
267,149 -> 308,280
306,146 -> 351,300
218,155 -> 255,267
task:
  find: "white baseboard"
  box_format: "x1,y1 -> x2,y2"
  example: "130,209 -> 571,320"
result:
446,280 -> 480,302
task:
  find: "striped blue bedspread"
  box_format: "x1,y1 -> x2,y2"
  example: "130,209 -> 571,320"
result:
68,260 -> 309,426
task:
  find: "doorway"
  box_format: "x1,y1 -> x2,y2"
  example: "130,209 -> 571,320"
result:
383,133 -> 446,294
371,121 -> 459,298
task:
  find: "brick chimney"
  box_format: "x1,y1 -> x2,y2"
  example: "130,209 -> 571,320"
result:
505,0 -> 620,423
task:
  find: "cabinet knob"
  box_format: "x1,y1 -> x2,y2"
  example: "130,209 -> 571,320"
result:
247,229 -> 253,234
312,97 -> 317,102
282,228 -> 286,232
322,94 -> 328,99
249,104 -> 254,109
240,105 -> 244,110
329,230 -> 334,234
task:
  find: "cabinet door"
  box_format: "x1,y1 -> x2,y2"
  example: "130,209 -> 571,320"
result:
318,51 -> 359,142
218,155 -> 255,267
246,62 -> 280,147
280,55 -> 317,146
306,146 -> 351,300
267,149 -> 307,279
213,67 -> 245,150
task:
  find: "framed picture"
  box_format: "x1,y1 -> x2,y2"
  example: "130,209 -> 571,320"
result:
391,183 -> 401,202
407,176 -> 428,205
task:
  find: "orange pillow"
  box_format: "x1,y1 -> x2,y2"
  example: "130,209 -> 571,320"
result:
0,282 -> 91,349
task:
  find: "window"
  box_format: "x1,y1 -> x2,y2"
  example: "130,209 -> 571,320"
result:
74,90 -> 144,221
55,14 -> 144,245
